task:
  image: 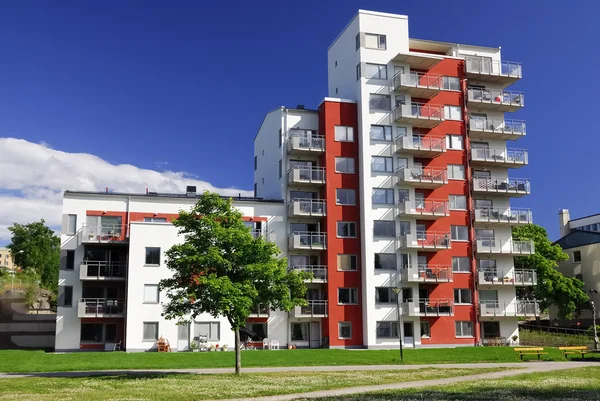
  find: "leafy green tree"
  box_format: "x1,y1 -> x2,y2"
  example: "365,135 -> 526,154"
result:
159,192 -> 309,374
7,220 -> 60,292
513,224 -> 589,318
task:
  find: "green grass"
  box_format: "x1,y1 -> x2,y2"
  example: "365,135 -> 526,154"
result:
0,368 -> 510,401
305,367 -> 600,400
0,347 -> 577,373
520,329 -> 595,347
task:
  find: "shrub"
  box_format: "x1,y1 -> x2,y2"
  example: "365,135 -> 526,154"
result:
24,283 -> 39,308
520,329 -> 593,347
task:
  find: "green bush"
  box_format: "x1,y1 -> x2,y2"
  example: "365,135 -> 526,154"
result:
586,326 -> 600,337
24,283 -> 39,308
520,329 -> 593,347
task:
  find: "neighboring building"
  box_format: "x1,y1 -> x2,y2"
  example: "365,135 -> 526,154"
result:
253,9 -> 536,348
0,247 -> 16,272
559,209 -> 600,237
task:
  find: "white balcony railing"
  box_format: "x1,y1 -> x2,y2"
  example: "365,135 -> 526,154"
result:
288,232 -> 327,250
393,72 -> 446,92
286,134 -> 325,154
289,265 -> 328,282
81,224 -> 126,243
393,103 -> 445,127
474,238 -> 535,255
287,166 -> 326,185
469,118 -> 526,139
473,207 -> 533,225
397,199 -> 449,219
397,167 -> 448,187
472,177 -> 530,195
401,264 -> 453,283
464,56 -> 522,80
77,298 -> 125,318
468,88 -> 524,109
292,300 -> 328,317
287,199 -> 326,217
398,231 -> 451,251
478,268 -> 537,286
471,147 -> 528,166
395,134 -> 445,154
401,298 -> 454,316
479,300 -> 539,317
79,261 -> 126,280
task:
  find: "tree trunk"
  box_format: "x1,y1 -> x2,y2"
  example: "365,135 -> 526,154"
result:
234,327 -> 241,374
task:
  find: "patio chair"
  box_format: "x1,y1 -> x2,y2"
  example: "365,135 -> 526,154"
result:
269,340 -> 280,350
113,340 -> 122,351
262,338 -> 270,350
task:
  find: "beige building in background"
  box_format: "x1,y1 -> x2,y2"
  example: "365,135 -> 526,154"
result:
0,247 -> 16,271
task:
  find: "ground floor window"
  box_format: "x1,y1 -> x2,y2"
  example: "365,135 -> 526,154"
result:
338,322 -> 352,339
376,321 -> 398,338
291,322 -> 309,341
420,321 -> 430,338
80,323 -> 103,343
455,321 -> 474,337
246,322 -> 267,341
482,321 -> 501,338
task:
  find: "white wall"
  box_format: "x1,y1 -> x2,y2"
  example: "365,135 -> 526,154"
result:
254,109 -> 285,199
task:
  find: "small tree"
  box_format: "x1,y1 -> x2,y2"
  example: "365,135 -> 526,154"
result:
159,192 -> 309,373
513,224 -> 589,319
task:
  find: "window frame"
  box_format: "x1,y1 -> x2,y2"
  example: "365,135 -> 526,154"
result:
67,214 -> 77,235
336,221 -> 357,238
448,164 -> 465,180
444,105 -> 462,121
420,321 -> 431,338
145,247 -> 161,266
365,33 -> 386,50
142,322 -> 159,342
372,188 -> 395,205
374,253 -> 397,270
373,220 -> 396,238
371,156 -> 394,172
338,254 -> 358,271
370,125 -> 393,141
338,321 -> 353,339
451,225 -> 469,241
442,76 -> 460,91
445,134 -> 463,150
365,63 -> 388,80
143,284 -> 160,304
66,250 -> 75,271
573,250 -> 582,263
336,188 -> 356,206
375,287 -> 398,304
454,288 -> 472,304
448,194 -> 467,210
278,160 -> 282,179
195,321 -> 220,341
338,288 -> 359,305
369,94 -> 391,111
335,157 -> 356,174
455,321 -> 474,338
452,256 -> 471,273
291,322 -> 310,341
376,321 -> 399,339
62,285 -> 73,307
334,126 -> 355,142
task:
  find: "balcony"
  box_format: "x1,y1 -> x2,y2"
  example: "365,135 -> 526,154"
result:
286,133 -> 325,155
397,199 -> 449,220
397,167 -> 447,189
398,232 -> 451,252
401,299 -> 454,317
291,300 -> 328,318
479,300 -> 539,317
473,208 -> 532,226
401,265 -> 453,283
472,177 -> 530,197
289,265 -> 327,283
249,304 -> 270,318
392,72 -> 444,98
287,166 -> 326,186
81,224 -> 127,244
469,118 -> 526,141
470,147 -> 528,168
393,103 -> 444,128
287,199 -> 326,218
474,238 -> 535,255
467,88 -> 524,112
464,56 -> 522,86
288,232 -> 327,251
395,134 -> 445,157
79,261 -> 126,281
78,298 -> 125,318
478,269 -> 537,286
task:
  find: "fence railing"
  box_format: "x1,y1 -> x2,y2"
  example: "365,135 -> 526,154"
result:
286,133 -> 325,153
464,56 -> 522,79
472,177 -> 530,194
80,261 -> 126,280
393,102 -> 445,121
469,118 -> 526,136
399,231 -> 451,250
393,71 -> 446,91
296,300 -> 328,317
395,134 -> 445,153
473,207 -> 533,224
398,199 -> 449,217
478,268 -> 537,285
401,264 -> 453,282
287,166 -> 326,184
402,298 -> 454,316
287,199 -> 326,216
479,301 -> 539,317
288,232 -> 327,249
289,265 -> 328,281
78,298 -> 125,317
81,224 -> 126,242
468,88 -> 524,107
397,166 -> 447,185
471,147 -> 528,164
474,238 -> 535,254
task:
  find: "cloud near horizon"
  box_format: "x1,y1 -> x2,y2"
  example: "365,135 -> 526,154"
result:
0,138 -> 252,242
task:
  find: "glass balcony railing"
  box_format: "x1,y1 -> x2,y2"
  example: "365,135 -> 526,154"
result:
393,72 -> 446,92
401,298 -> 454,316
79,261 -> 126,280
478,268 -> 537,285
287,166 -> 326,185
471,147 -> 528,166
395,134 -> 445,154
479,300 -> 539,317
473,207 -> 532,224
289,265 -> 328,281
286,133 -> 325,153
468,88 -> 524,109
469,118 -> 526,137
393,103 -> 445,127
397,199 -> 449,218
464,56 -> 522,79
287,199 -> 326,217
397,166 -> 448,187
401,264 -> 453,282
398,231 -> 451,251
288,232 -> 327,250
472,177 -> 530,195
474,237 -> 535,255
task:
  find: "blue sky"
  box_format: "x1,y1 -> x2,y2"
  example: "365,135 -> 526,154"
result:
0,0 -> 598,240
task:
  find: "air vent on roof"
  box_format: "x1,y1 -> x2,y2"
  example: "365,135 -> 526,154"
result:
296,104 -> 305,110
186,186 -> 197,197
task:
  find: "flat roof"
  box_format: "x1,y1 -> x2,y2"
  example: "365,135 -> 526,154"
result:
64,190 -> 284,204
569,212 -> 600,223
409,38 -> 500,53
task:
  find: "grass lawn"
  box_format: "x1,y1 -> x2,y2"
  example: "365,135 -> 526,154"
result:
303,367 -> 600,401
0,368 -> 510,401
0,347 -> 576,373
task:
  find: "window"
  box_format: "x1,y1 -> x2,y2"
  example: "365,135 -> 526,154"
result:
452,257 -> 470,272
454,289 -> 472,304
356,64 -> 361,81
143,322 -> 159,341
254,183 -> 257,197
67,214 -> 77,235
335,157 -> 355,173
448,164 -> 465,180
451,225 -> 469,241
338,288 -> 358,304
375,253 -> 396,270
195,322 -> 220,341
375,287 -> 398,303
62,286 -> 73,307
254,156 -> 257,171
370,125 -> 393,141
420,321 -> 431,337
66,250 -> 75,270
278,129 -> 282,148
291,322 -> 309,341
573,251 -> 582,263
478,259 -> 497,271
338,254 -> 358,271
279,160 -> 282,179
339,322 -> 352,339
369,94 -> 391,111
246,322 -> 267,341
444,105 -> 462,120
442,76 -> 460,91
371,156 -> 393,172
445,135 -> 463,150
80,323 -> 103,343
372,188 -> 394,205
335,126 -> 354,142
376,321 -> 398,338
355,33 -> 360,50
336,189 -> 356,205
455,321 -> 474,337
334,61 -> 337,68
337,221 -> 357,238
144,217 -> 167,223
449,195 -> 467,210
143,284 -> 160,304
262,178 -> 264,185
374,220 -> 396,237
365,33 -> 386,50
366,63 -> 387,80
145,247 -> 161,265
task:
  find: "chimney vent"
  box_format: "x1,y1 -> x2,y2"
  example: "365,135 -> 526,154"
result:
296,104 -> 305,110
186,186 -> 197,197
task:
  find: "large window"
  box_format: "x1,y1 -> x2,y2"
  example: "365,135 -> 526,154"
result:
338,254 -> 358,271
365,33 -> 386,49
478,259 -> 497,271
369,94 -> 391,111
451,225 -> 469,241
66,250 -> 75,270
372,188 -> 394,205
80,323 -> 103,343
143,284 -> 160,304
420,321 -> 431,338
246,322 -> 267,341
449,195 -> 467,210
374,253 -> 396,270
67,214 -> 77,235
145,247 -> 161,265
143,322 -> 159,341
338,288 -> 358,305
375,287 -> 398,303
62,286 -> 73,307
455,321 -> 474,337
376,321 -> 398,338
336,189 -> 356,205
452,257 -> 470,272
371,157 -> 393,172
338,322 -> 352,339
335,157 -> 355,174
445,135 -> 463,150
444,105 -> 462,120
374,221 -> 396,237
442,76 -> 460,91
195,322 -> 220,341
337,221 -> 357,238
291,322 -> 309,341
366,63 -> 387,80
370,125 -> 393,141
454,289 -> 472,304
448,164 -> 465,180
335,126 -> 354,142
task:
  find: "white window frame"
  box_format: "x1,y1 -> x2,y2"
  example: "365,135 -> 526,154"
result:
67,214 -> 77,235
365,63 -> 388,80
375,253 -> 397,270
452,257 -> 470,273
339,321 -> 353,339
335,126 -> 355,142
454,288 -> 472,304
448,164 -> 465,180
338,254 -> 358,271
420,321 -> 431,338
335,157 -> 355,174
448,195 -> 467,210
142,322 -> 159,341
455,321 -> 474,338
338,288 -> 359,305
365,33 -> 386,50
451,225 -> 469,241
375,287 -> 398,304
442,76 -> 460,91
336,189 -> 356,206
195,321 -> 220,341
444,105 -> 462,120
372,188 -> 395,205
337,221 -> 357,238
370,125 -> 393,141
371,156 -> 394,172
144,217 -> 167,223
376,321 -> 399,338
145,247 -> 161,266
143,284 -> 160,304
445,135 -> 463,150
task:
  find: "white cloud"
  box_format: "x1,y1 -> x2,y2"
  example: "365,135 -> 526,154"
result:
0,138 -> 252,242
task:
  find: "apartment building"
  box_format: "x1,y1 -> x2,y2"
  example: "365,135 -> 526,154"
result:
254,10 -> 537,347
0,247 -> 16,272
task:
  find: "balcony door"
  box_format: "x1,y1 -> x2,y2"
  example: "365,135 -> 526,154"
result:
479,289 -> 498,304
403,322 -> 414,347
290,223 -> 318,234
289,255 -> 319,268
290,191 -> 318,200
481,321 -> 501,340
177,323 -> 190,351
475,228 -> 495,248
310,322 -> 320,348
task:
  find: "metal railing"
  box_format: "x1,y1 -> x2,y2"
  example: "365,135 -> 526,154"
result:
297,300 -> 328,317
472,177 -> 530,194
286,133 -> 325,153
398,199 -> 449,217
250,303 -> 270,317
81,224 -> 126,242
401,264 -> 453,282
397,166 -> 447,185
395,134 -> 445,153
478,268 -> 537,285
469,118 -> 526,136
399,231 -> 451,250
289,265 -> 328,281
393,71 -> 445,91
402,298 -> 454,316
287,166 -> 326,184
287,199 -> 326,216
393,102 -> 445,122
464,56 -> 522,79
479,300 -> 539,317
78,298 -> 125,317
80,261 -> 126,280
471,147 -> 528,164
468,88 -> 524,107
475,238 -> 535,254
288,232 -> 327,249
473,207 -> 533,224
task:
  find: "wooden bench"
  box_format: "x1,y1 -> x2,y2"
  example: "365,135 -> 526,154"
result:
514,347 -> 547,360
559,346 -> 589,359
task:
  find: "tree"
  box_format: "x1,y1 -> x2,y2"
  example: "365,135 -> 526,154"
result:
513,224 -> 589,319
159,192 -> 309,374
7,220 -> 60,292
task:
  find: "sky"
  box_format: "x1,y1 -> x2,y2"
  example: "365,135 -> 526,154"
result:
0,0 -> 598,243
